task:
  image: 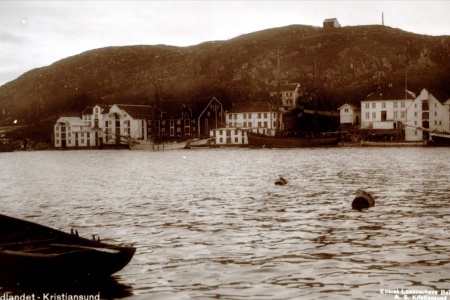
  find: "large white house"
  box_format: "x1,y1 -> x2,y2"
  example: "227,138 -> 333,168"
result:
339,86 -> 450,142
404,89 -> 449,141
360,86 -> 415,130
270,83 -> 301,108
54,116 -> 97,148
54,104 -> 157,149
211,103 -> 283,146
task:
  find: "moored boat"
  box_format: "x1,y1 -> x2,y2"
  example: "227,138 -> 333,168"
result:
0,138 -> 15,152
185,138 -> 215,149
246,131 -> 340,148
428,132 -> 450,146
360,140 -> 426,147
0,214 -> 136,281
128,139 -> 188,150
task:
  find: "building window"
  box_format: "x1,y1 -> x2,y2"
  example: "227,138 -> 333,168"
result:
372,112 -> 376,119
394,102 -> 398,108
394,111 -> 398,118
401,102 -> 405,107
365,103 -> 369,109
264,113 -> 268,118
365,112 -> 369,119
344,108 -> 349,113
382,102 -> 386,108
372,103 -> 376,108
258,113 -> 261,119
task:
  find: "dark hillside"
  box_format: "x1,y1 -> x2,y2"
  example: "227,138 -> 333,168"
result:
0,24 -> 449,129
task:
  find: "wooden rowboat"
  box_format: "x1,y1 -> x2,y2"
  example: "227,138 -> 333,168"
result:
0,214 -> 136,281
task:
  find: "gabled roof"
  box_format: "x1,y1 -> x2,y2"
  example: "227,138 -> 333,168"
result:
363,87 -> 416,101
424,88 -> 450,104
115,104 -> 158,119
337,103 -> 358,111
271,83 -> 300,93
56,117 -> 87,126
228,102 -> 278,113
161,97 -> 221,119
81,106 -> 94,115
323,18 -> 338,23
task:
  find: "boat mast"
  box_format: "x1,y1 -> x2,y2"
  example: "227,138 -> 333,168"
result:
276,47 -> 281,133
314,58 -> 318,132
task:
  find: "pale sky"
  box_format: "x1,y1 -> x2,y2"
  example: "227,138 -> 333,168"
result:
0,0 -> 449,86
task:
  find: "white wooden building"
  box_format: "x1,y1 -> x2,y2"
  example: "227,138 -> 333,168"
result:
54,104 -> 156,149
211,103 -> 283,146
360,86 -> 415,130
404,89 -> 448,141
54,117 -> 96,148
337,104 -> 360,125
270,83 -> 301,108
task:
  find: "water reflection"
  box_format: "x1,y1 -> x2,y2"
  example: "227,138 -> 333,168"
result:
1,148 -> 450,299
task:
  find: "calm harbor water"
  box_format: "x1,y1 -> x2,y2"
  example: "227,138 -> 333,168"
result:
1,147 -> 450,299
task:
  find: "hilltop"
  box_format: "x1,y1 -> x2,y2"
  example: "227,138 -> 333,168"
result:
1,24 -> 449,129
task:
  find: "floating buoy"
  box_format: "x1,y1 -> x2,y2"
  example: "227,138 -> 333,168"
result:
352,190 -> 375,211
275,176 -> 287,186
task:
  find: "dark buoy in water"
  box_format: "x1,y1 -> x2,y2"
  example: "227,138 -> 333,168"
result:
275,176 -> 287,186
352,190 -> 375,211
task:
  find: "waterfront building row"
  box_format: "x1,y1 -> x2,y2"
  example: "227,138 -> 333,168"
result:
338,87 -> 450,142
53,97 -> 223,148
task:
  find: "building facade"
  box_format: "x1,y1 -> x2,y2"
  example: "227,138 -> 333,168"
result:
54,117 -> 96,148
338,104 -> 360,125
54,98 -> 223,149
404,89 -> 448,141
211,103 -> 283,146
360,87 -> 415,130
269,83 -> 301,108
351,86 -> 450,142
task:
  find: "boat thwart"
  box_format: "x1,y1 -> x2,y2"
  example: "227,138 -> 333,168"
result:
0,214 -> 136,281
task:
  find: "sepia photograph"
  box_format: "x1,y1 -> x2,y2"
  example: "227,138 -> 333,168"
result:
1,1 -> 450,299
